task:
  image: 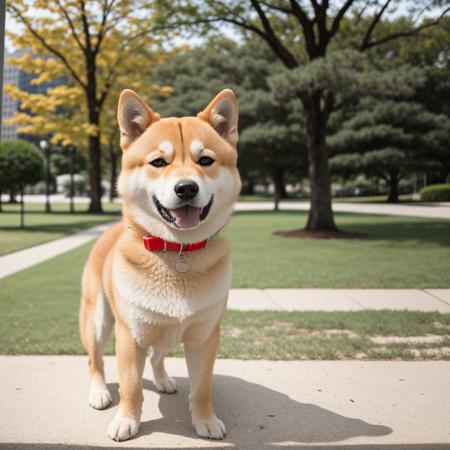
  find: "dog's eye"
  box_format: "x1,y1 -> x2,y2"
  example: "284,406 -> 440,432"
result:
198,156 -> 214,167
150,158 -> 168,168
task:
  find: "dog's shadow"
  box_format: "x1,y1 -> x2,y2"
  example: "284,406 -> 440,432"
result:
107,373 -> 392,447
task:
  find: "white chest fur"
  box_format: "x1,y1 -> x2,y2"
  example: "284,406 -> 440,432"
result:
112,248 -> 231,344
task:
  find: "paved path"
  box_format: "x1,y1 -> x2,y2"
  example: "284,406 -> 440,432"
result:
7,194 -> 450,219
0,222 -> 115,279
228,288 -> 450,313
1,222 -> 449,312
235,201 -> 450,220
1,356 -> 449,449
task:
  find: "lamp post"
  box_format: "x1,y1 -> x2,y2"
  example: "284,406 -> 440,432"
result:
68,146 -> 76,213
39,139 -> 51,213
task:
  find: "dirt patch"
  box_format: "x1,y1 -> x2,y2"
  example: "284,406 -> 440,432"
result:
324,329 -> 359,338
229,327 -> 243,338
410,347 -> 450,357
370,335 -> 445,345
273,229 -> 368,240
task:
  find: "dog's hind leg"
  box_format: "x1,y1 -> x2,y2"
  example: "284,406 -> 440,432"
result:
80,289 -> 114,410
149,347 -> 177,393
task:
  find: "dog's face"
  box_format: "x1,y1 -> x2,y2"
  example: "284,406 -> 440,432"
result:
117,89 -> 241,243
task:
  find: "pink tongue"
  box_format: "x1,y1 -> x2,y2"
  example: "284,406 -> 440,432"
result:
171,206 -> 201,229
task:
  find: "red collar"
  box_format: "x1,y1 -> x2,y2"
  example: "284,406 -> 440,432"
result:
143,235 -> 208,252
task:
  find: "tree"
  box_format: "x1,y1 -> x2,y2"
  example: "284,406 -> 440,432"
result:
0,140 -> 44,227
0,148 -> 11,212
7,0 -> 171,212
156,1 -> 450,231
329,100 -> 450,202
151,37 -> 308,206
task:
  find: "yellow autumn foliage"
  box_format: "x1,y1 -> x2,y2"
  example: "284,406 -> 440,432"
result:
6,0 -> 176,151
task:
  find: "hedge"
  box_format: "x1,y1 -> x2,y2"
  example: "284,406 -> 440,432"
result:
420,183 -> 450,202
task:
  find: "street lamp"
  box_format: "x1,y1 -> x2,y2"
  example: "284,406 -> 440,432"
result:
67,146 -> 76,213
39,139 -> 51,213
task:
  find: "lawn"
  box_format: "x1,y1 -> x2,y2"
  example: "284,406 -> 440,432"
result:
238,194 -> 417,203
0,202 -> 121,255
226,211 -> 450,288
1,242 -> 449,359
2,210 -> 449,287
1,210 -> 449,358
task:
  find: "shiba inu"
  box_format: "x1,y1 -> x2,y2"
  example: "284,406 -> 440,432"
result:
79,89 -> 240,441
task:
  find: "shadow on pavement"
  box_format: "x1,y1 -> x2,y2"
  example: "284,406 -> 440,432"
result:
105,375 -> 392,447
7,374 -> 448,449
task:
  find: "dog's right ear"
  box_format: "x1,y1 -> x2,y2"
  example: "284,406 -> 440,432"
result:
117,89 -> 160,150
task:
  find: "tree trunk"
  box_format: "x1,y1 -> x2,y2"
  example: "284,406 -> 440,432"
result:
240,178 -> 255,195
303,95 -> 337,231
387,172 -> 399,203
20,186 -> 24,229
85,52 -> 103,214
272,166 -> 286,211
0,189 -> 2,212
87,133 -> 103,213
8,189 -> 17,203
109,146 -> 118,203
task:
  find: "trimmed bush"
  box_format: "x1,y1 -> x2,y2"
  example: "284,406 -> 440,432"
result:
420,183 -> 450,202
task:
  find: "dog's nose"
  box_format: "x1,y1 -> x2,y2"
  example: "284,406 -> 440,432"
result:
174,179 -> 199,201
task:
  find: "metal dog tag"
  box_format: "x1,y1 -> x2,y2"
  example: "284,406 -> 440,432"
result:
176,254 -> 189,273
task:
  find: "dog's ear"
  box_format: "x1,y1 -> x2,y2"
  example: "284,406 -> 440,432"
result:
117,89 -> 160,150
197,89 -> 238,146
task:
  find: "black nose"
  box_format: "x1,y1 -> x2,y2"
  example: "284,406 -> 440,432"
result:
174,179 -> 199,201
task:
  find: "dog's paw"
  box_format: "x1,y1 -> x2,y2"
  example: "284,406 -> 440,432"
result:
192,415 -> 226,440
107,414 -> 140,441
154,375 -> 177,394
88,387 -> 112,410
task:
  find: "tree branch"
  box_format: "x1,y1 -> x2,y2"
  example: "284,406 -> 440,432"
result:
94,0 -> 117,54
288,0 -> 317,58
8,4 -> 87,89
314,0 -> 331,55
248,0 -> 298,67
359,0 -> 392,51
258,1 -> 292,15
55,0 -> 86,54
362,7 -> 450,50
329,0 -> 355,38
79,0 -> 93,54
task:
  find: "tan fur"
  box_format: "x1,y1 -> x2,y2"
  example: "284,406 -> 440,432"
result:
80,89 -> 240,441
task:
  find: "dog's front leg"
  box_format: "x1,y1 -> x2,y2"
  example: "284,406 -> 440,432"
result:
184,325 -> 226,440
107,322 -> 146,441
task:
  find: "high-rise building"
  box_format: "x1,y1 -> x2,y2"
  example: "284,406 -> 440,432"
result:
1,52 -> 20,141
1,49 -> 67,142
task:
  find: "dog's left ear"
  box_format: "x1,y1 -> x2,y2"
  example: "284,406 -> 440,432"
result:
117,89 -> 160,150
197,89 -> 238,146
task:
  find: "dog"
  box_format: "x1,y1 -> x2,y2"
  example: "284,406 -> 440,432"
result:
79,89 -> 241,441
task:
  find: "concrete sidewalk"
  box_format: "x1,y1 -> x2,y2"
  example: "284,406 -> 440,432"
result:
6,194 -> 450,219
235,201 -> 450,220
1,356 -> 449,449
228,288 -> 450,313
0,221 -> 115,279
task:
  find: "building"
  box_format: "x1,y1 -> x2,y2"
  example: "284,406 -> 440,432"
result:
1,52 -> 20,141
1,49 -> 67,142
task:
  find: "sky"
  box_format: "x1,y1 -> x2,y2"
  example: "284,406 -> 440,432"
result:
4,2 -> 445,53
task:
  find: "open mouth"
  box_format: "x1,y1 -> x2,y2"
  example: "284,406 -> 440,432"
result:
153,195 -> 213,229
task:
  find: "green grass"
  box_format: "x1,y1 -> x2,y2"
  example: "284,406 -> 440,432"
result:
1,210 -> 449,358
224,211 -> 450,288
238,194 -> 417,203
1,247 -> 449,359
238,195 -> 304,202
0,202 -> 121,255
239,194 -> 444,205
2,210 -> 450,288
216,310 -> 450,360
